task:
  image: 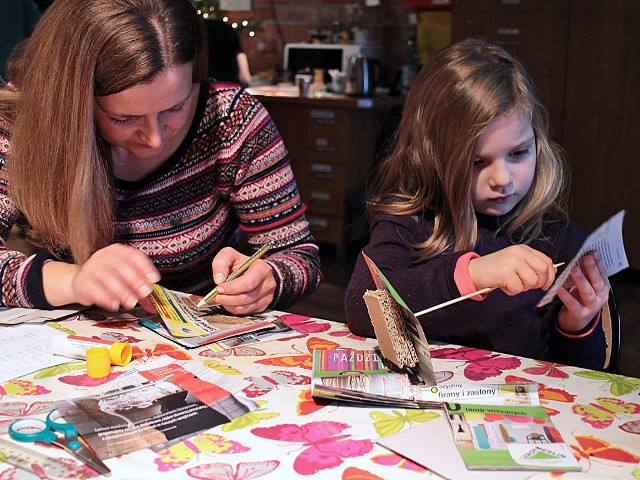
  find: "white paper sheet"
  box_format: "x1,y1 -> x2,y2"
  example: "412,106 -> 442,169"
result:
376,414 -> 531,480
0,324 -> 67,383
0,305 -> 82,325
537,210 -> 628,307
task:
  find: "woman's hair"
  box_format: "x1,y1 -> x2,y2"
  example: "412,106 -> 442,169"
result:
0,0 -> 207,263
369,38 -> 568,259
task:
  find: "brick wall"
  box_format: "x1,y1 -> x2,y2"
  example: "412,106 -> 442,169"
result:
220,0 -> 417,85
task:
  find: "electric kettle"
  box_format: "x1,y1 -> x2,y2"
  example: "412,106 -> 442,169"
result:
345,54 -> 382,96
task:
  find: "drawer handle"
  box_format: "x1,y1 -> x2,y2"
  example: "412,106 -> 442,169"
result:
310,110 -> 336,120
310,110 -> 336,126
310,163 -> 333,179
312,118 -> 336,126
313,138 -> 334,153
497,28 -> 520,36
310,191 -> 332,205
495,39 -> 521,48
313,146 -> 334,153
308,216 -> 329,232
500,0 -> 522,4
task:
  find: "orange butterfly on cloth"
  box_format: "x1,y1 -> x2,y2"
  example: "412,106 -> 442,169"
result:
571,434 -> 640,470
254,337 -> 340,370
131,342 -> 192,361
504,374 -> 576,416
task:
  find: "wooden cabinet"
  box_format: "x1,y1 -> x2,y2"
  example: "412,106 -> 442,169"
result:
562,1 -> 640,267
452,1 -> 640,268
451,0 -> 570,138
251,93 -> 403,255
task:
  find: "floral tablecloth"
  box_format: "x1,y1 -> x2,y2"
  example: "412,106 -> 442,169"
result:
1,310 -> 639,479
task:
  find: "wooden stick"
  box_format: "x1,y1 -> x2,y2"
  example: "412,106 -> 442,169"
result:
414,262 -> 565,317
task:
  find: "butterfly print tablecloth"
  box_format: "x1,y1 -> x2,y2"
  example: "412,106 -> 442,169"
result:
0,310 -> 639,479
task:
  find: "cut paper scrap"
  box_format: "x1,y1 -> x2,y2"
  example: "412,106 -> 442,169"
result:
537,210 -> 628,307
149,284 -> 212,337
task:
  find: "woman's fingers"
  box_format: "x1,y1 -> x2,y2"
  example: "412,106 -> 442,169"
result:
73,244 -> 160,311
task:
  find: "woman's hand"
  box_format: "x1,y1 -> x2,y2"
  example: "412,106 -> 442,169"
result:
468,245 -> 557,295
556,251 -> 610,333
209,246 -> 276,315
43,244 -> 160,311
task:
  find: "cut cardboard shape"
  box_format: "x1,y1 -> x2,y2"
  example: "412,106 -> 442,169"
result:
361,252 -> 436,386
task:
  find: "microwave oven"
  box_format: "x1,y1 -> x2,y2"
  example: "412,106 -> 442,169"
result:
283,43 -> 363,77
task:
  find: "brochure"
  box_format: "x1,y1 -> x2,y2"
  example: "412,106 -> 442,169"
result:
205,318 -> 300,351
537,210 -> 628,307
359,255 -> 581,473
310,348 -> 439,408
445,401 -> 581,471
142,285 -> 277,347
139,313 -> 277,349
311,348 -> 539,410
55,361 -> 256,459
377,414 -> 533,480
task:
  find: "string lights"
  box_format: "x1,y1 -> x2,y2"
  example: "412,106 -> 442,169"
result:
193,0 -> 261,38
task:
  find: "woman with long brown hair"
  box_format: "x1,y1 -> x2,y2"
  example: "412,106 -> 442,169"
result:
0,0 -> 321,314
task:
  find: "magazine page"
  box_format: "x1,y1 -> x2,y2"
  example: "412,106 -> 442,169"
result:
206,318 -> 300,351
377,414 -> 532,480
55,362 -> 256,459
311,349 -> 442,409
537,210 -> 628,307
446,402 -> 581,471
417,382 -> 540,406
138,312 -> 276,348
148,285 -> 277,339
311,350 -> 539,410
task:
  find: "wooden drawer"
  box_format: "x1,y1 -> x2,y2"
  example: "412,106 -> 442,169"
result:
452,1 -> 570,76
299,180 -> 345,216
454,0 -> 570,13
301,108 -> 350,162
306,214 -> 345,246
291,160 -> 348,189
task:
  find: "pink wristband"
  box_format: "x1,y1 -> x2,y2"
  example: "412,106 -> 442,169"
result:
454,252 -> 487,301
555,311 -> 601,339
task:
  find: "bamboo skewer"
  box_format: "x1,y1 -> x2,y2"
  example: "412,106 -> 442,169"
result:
414,262 -> 565,317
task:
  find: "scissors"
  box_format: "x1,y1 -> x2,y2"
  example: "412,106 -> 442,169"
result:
9,409 -> 111,476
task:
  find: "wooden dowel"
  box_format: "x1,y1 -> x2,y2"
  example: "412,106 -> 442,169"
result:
414,262 -> 565,317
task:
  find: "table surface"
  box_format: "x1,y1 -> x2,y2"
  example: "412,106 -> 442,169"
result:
1,310 -> 639,479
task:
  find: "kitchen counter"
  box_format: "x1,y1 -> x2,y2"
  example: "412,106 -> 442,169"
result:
246,85 -> 404,110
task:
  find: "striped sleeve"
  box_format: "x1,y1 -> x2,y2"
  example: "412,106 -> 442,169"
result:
228,92 -> 322,308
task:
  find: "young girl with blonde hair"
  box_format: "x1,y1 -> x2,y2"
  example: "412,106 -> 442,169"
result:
345,39 -> 608,369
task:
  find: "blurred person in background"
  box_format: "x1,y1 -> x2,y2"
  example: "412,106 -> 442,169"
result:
0,0 -> 41,81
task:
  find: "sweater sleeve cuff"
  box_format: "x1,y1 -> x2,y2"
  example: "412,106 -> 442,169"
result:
454,252 -> 486,300
555,311 -> 601,338
24,251 -> 56,309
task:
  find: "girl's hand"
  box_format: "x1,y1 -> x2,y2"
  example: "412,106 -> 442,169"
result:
556,251 -> 610,333
468,245 -> 557,295
43,244 -> 160,311
210,247 -> 276,315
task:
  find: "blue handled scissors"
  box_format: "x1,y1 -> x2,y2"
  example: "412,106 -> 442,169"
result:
9,409 -> 111,476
